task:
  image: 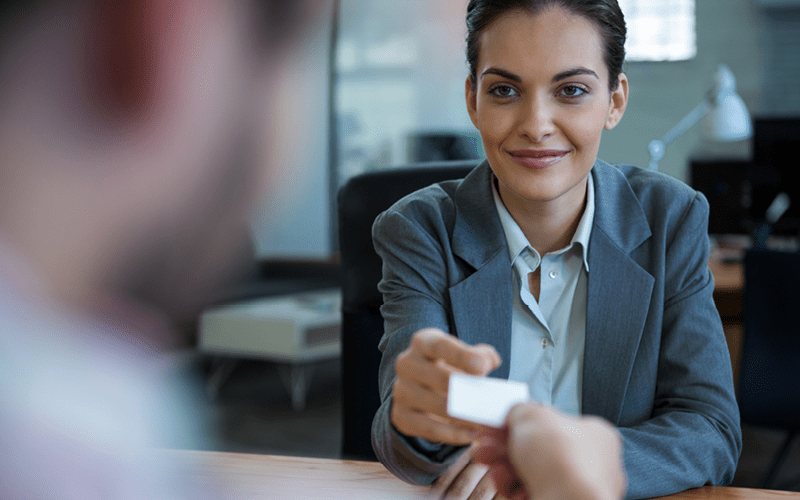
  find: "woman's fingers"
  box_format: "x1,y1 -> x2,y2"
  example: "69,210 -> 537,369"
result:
391,404 -> 476,445
395,348 -> 451,394
473,436 -> 525,500
392,328 -> 504,445
430,447 -> 472,499
412,329 -> 501,376
392,378 -> 448,416
430,447 -> 497,500
471,343 -> 502,374
485,459 -> 525,500
391,376 -> 486,441
466,465 -> 498,500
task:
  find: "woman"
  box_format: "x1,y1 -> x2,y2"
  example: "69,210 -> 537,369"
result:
370,1 -> 741,499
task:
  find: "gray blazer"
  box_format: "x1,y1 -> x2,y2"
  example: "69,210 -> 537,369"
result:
370,159 -> 741,500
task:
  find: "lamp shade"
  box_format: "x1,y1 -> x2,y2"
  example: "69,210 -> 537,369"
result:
702,64 -> 753,142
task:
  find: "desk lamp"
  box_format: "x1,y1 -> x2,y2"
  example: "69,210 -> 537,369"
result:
647,64 -> 752,171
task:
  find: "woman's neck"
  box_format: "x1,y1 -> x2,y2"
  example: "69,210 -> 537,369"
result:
497,177 -> 588,256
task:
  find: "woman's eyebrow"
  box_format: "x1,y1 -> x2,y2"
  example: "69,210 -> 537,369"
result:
481,66 -> 600,83
481,67 -> 521,82
552,67 -> 599,82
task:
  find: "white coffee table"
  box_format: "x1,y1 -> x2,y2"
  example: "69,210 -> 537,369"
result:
198,288 -> 341,411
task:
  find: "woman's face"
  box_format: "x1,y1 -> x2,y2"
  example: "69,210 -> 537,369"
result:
466,7 -> 627,213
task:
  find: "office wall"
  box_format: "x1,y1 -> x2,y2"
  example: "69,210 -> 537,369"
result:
335,0 -> 473,182
599,0 -> 763,181
250,4 -> 335,259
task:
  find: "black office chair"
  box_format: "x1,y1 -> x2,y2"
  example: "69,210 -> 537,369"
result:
740,249 -> 800,489
337,161 -> 477,461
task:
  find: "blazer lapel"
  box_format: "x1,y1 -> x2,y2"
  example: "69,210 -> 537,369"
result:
449,251 -> 513,379
449,161 -> 513,379
583,161 -> 655,422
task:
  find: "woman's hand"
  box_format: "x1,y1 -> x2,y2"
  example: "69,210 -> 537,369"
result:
429,444 -> 498,500
391,328 -> 501,446
475,403 -> 627,500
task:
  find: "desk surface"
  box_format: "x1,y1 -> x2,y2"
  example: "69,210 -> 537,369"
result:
173,450 -> 427,499
172,450 -> 800,500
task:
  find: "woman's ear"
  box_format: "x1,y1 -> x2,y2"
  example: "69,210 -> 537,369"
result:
465,75 -> 479,128
604,73 -> 628,131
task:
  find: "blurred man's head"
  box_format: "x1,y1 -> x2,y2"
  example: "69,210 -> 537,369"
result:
0,0 -> 311,323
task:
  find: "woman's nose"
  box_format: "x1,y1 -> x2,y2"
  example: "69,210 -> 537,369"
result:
517,97 -> 556,143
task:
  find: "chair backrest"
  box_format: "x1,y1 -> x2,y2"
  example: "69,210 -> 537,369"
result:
337,161 -> 477,460
739,249 -> 800,431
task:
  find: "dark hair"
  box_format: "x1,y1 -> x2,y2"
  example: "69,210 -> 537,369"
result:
466,0 -> 626,91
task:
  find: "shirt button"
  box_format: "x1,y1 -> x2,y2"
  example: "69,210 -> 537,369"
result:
541,338 -> 549,347
549,270 -> 558,279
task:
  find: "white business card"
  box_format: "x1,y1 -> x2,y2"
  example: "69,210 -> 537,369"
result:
447,373 -> 530,428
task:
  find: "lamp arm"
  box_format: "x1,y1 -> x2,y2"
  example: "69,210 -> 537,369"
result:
647,99 -> 711,171
660,99 -> 711,146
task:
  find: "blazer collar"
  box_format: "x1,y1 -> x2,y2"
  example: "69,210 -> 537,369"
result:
451,160 -> 507,270
590,158 -> 651,252
451,158 -> 652,265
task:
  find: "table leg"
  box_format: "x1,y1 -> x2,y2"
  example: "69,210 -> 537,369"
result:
277,363 -> 314,412
206,357 -> 239,400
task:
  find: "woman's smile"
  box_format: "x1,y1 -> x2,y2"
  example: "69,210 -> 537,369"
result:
508,149 -> 571,170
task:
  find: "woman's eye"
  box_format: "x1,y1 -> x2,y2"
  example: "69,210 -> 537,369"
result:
560,85 -> 587,97
490,85 -> 518,97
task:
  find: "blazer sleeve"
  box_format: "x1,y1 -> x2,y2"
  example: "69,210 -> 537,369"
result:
620,193 -> 742,499
370,207 -> 466,485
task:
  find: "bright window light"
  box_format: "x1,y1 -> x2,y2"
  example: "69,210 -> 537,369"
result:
618,0 -> 696,61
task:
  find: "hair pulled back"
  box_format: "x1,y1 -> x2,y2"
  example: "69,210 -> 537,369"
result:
466,0 -> 626,91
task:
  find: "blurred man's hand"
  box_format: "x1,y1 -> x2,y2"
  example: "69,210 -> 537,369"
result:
475,403 -> 627,500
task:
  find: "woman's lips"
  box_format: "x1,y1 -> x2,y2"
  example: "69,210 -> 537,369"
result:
509,149 -> 569,169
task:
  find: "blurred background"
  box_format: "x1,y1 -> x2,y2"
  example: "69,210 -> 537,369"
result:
192,0 -> 800,492
250,0 -> 799,260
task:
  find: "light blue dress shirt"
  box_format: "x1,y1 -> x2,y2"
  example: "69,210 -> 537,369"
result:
491,173 -> 594,415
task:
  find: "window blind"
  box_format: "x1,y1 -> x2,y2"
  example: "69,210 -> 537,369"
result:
618,0 -> 696,61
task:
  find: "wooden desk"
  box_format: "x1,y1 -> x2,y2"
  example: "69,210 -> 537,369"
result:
171,450 -> 428,499
171,450 -> 799,500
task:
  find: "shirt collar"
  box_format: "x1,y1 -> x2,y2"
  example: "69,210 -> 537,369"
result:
491,171 -> 594,272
